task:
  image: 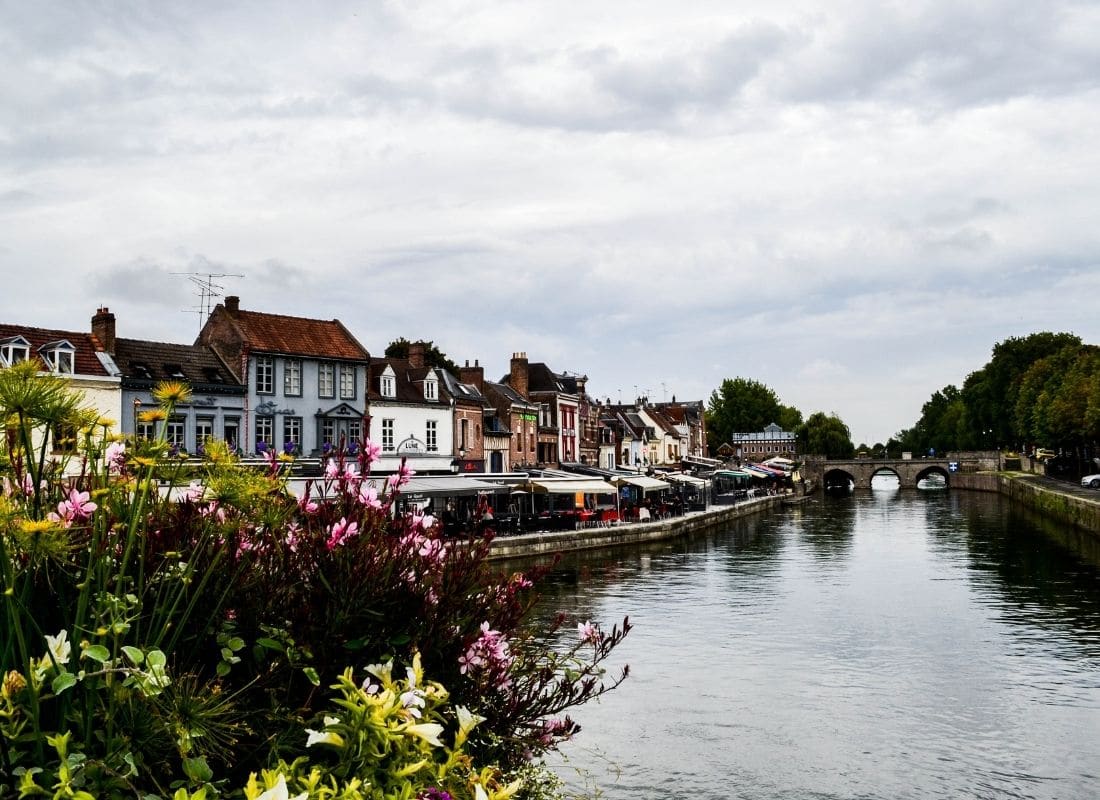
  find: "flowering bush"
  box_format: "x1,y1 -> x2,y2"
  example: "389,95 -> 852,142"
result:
0,363 -> 629,797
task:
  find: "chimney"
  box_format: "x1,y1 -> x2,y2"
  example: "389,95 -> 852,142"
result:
459,358 -> 484,391
225,296 -> 240,317
510,352 -> 529,399
408,341 -> 426,369
91,307 -> 116,356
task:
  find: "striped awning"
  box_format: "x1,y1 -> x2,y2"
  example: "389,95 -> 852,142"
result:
526,479 -> 617,495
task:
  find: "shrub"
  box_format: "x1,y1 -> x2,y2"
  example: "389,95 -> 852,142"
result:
0,366 -> 629,797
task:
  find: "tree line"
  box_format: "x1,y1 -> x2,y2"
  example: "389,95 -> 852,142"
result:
706,331 -> 1099,464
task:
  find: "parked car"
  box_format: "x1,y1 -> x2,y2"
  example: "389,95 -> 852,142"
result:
1034,448 -> 1056,461
1082,473 -> 1100,489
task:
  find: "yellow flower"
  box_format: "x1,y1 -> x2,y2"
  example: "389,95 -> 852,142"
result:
138,409 -> 167,423
2,670 -> 26,698
20,519 -> 54,535
96,416 -> 116,429
152,381 -> 192,406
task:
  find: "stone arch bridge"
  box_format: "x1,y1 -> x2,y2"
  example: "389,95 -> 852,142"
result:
800,452 -> 1001,491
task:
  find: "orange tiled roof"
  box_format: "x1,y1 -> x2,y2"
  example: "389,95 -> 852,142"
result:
231,310 -> 368,361
0,323 -> 113,377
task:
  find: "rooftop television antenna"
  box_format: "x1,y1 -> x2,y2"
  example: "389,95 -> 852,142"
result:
173,271 -> 244,331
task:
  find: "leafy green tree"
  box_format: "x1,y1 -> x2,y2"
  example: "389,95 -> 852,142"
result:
796,412 -> 855,459
385,337 -> 460,374
706,377 -> 797,453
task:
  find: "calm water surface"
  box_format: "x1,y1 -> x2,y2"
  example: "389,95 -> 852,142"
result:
524,489 -> 1100,800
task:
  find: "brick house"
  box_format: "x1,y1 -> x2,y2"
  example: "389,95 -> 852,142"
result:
92,307 -> 244,453
197,296 -> 370,456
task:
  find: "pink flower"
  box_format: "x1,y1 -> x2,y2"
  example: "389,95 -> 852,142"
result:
55,489 -> 97,523
363,439 -> 382,465
326,517 -> 359,550
577,621 -> 601,644
184,480 -> 204,502
285,521 -> 302,552
104,441 -> 126,473
357,482 -> 383,510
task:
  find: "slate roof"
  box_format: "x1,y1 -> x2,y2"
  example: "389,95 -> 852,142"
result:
484,380 -> 535,408
113,338 -> 242,392
438,369 -> 488,406
368,357 -> 442,405
0,323 -> 116,377
211,307 -> 368,361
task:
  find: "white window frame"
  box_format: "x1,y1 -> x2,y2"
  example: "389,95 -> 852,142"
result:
283,416 -> 302,452
0,337 -> 30,367
382,418 -> 395,452
167,417 -> 186,450
426,419 -> 438,452
318,362 -> 335,398
283,359 -> 302,396
424,376 -> 438,401
256,356 -> 274,394
381,373 -> 396,398
339,364 -> 356,399
40,341 -> 75,374
255,415 -> 274,451
196,417 -> 214,447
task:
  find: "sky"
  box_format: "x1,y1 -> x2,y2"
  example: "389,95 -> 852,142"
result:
2,1 -> 1099,446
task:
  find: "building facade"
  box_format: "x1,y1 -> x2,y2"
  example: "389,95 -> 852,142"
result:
197,297 -> 370,456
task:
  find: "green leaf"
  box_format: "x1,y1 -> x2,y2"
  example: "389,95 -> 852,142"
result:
226,636 -> 245,651
389,633 -> 411,646
122,646 -> 145,665
83,645 -> 111,663
146,649 -> 167,668
182,756 -> 213,782
52,672 -> 77,694
302,666 -> 320,686
256,638 -> 284,651
216,662 -> 230,677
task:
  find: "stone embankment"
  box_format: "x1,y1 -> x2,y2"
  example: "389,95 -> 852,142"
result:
953,472 -> 1100,535
487,495 -> 784,560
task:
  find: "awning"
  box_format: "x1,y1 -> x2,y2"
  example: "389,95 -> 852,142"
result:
398,476 -> 508,496
741,464 -> 778,479
663,472 -> 708,486
612,475 -> 671,491
526,478 -> 617,495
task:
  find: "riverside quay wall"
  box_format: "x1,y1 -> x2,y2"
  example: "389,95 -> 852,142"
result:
487,495 -> 785,560
953,473 -> 1100,536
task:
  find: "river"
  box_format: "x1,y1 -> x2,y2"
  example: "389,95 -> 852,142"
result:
521,487 -> 1100,799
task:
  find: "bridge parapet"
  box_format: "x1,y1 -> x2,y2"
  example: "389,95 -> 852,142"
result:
801,452 -> 999,490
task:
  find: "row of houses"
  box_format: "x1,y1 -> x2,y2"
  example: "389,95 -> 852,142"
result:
2,297 -> 709,475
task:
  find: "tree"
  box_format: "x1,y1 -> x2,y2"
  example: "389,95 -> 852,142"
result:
797,412 -> 855,459
385,337 -> 460,374
706,377 -> 796,453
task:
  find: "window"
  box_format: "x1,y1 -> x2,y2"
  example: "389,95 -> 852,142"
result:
0,336 -> 29,366
256,356 -> 274,394
318,363 -> 335,398
283,416 -> 302,453
284,359 -> 302,396
381,418 -> 395,452
167,417 -> 186,451
51,422 -> 78,454
424,377 -> 438,401
196,417 -> 214,448
426,420 -> 437,452
339,364 -> 356,399
348,420 -> 361,443
224,418 -> 240,451
460,418 -> 468,450
380,373 -> 395,398
41,341 -> 75,374
136,420 -> 156,441
255,416 -> 274,452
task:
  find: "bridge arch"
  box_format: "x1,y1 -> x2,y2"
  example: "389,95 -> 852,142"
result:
823,468 -> 856,492
915,465 -> 950,487
870,466 -> 902,483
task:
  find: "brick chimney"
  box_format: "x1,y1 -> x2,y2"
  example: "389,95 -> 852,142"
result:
91,307 -> 116,356
224,296 -> 240,317
459,359 -> 484,391
510,352 -> 529,399
408,341 -> 426,369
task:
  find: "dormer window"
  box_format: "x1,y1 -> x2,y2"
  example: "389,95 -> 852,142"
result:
424,372 -> 438,401
39,340 -> 75,374
380,366 -> 396,398
0,336 -> 30,367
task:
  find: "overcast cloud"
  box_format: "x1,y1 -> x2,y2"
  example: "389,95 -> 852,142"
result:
2,0 -> 1098,445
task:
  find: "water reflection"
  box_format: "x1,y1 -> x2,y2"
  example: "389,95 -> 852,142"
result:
524,491 -> 1100,800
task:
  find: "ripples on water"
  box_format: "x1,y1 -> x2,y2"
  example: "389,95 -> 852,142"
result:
518,490 -> 1100,800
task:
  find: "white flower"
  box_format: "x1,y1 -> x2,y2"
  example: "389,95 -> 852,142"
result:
456,706 -> 485,737
45,630 -> 71,666
405,722 -> 444,747
305,728 -> 344,748
255,775 -> 307,800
